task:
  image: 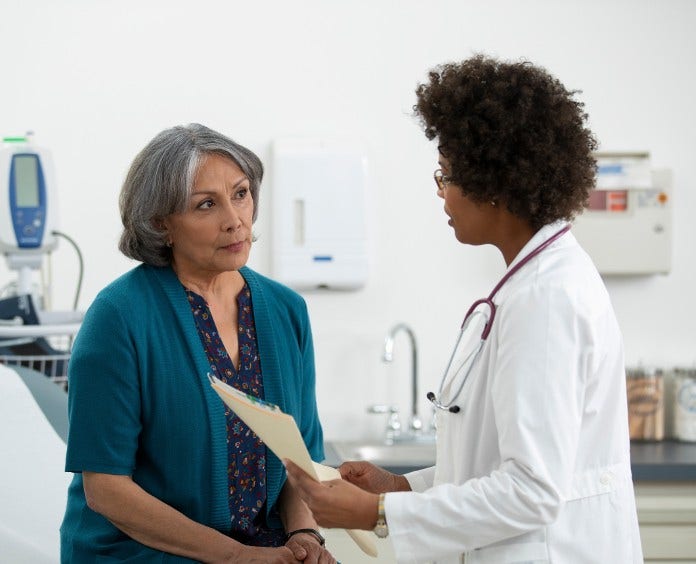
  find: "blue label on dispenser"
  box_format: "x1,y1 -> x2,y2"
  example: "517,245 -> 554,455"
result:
313,255 -> 333,262
598,164 -> 624,175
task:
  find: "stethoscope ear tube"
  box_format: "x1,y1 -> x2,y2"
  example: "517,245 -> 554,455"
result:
463,297 -> 496,340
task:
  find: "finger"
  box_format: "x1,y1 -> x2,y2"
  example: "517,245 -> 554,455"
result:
283,458 -> 298,474
338,461 -> 363,480
284,460 -> 321,498
306,543 -> 325,564
285,539 -> 308,560
276,545 -> 304,563
290,547 -> 308,560
283,459 -> 312,482
319,548 -> 337,564
283,459 -> 304,487
337,463 -> 351,479
291,537 -> 326,563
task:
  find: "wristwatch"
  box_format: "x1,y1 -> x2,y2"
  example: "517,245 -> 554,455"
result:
373,493 -> 389,538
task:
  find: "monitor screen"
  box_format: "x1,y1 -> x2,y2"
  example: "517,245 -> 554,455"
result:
13,154 -> 40,207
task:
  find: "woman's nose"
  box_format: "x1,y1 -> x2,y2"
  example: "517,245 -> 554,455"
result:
221,202 -> 242,231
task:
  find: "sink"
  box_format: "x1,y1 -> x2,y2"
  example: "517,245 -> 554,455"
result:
328,440 -> 436,471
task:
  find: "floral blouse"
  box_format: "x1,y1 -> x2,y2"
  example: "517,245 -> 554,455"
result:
186,283 -> 286,547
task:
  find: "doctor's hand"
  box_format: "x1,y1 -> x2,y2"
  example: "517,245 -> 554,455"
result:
339,460 -> 411,494
283,459 -> 379,530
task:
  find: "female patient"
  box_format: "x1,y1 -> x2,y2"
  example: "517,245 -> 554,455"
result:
61,124 -> 335,563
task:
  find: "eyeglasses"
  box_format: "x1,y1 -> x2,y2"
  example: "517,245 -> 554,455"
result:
433,168 -> 451,192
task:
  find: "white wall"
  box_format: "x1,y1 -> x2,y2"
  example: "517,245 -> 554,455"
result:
2,0 -> 695,441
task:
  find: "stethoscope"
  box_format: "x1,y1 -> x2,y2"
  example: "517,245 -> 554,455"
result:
427,224 -> 571,414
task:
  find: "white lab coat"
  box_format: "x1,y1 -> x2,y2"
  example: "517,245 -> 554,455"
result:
386,223 -> 643,564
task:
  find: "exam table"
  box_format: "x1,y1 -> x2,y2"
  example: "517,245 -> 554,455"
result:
0,364 -> 395,563
0,363 -> 71,563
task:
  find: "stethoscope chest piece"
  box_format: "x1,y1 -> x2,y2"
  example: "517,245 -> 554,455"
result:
427,391 -> 461,413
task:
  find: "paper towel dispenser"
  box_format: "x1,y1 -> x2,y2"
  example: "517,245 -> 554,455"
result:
270,139 -> 370,290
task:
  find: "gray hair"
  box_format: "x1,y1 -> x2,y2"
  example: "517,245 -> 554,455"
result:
118,123 -> 263,266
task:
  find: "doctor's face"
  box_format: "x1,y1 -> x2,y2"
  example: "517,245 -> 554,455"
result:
163,153 -> 254,280
436,158 -> 497,246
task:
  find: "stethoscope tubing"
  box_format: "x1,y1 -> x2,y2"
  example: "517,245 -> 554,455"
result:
429,224 -> 572,413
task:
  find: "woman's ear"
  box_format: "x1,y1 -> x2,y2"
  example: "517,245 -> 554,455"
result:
152,217 -> 172,246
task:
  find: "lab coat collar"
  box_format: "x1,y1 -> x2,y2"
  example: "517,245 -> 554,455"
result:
505,221 -> 569,274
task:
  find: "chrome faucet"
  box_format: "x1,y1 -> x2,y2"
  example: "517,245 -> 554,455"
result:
382,323 -> 422,437
366,404 -> 402,443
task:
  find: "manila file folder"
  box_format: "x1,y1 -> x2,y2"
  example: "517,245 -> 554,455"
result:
209,375 -> 378,557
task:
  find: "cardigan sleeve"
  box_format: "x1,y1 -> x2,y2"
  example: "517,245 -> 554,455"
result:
65,293 -> 142,474
294,299 -> 324,463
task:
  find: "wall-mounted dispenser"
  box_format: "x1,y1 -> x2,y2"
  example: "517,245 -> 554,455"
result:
270,139 -> 370,290
572,152 -> 672,275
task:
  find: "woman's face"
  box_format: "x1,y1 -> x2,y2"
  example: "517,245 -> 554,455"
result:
163,153 -> 254,279
437,157 -> 497,245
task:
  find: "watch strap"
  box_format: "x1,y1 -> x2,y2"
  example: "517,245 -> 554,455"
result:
373,492 -> 389,538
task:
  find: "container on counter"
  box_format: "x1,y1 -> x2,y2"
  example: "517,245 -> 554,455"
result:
673,368 -> 696,442
627,367 -> 664,441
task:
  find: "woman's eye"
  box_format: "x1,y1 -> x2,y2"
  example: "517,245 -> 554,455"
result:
235,187 -> 249,200
196,199 -> 214,210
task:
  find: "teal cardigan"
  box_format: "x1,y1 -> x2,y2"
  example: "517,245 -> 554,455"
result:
61,265 -> 324,563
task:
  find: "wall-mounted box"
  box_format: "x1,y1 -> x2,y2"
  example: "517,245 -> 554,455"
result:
572,153 -> 672,276
270,139 -> 370,290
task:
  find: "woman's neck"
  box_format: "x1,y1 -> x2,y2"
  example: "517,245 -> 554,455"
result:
174,268 -> 245,303
493,214 -> 536,266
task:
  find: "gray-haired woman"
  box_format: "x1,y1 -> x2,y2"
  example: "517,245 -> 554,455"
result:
61,124 -> 335,563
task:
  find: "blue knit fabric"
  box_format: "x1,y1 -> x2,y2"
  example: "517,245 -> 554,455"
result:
60,265 -> 324,562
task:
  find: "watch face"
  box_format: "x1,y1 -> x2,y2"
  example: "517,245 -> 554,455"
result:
374,520 -> 389,538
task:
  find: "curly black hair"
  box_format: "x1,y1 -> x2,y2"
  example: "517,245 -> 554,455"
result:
414,54 -> 597,230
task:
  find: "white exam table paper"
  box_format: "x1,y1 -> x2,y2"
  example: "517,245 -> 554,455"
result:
0,364 -> 72,563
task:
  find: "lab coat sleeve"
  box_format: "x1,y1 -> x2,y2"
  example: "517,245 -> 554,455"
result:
404,466 -> 436,492
387,283 -> 591,561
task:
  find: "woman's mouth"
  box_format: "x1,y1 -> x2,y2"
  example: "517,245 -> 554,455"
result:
223,241 -> 246,252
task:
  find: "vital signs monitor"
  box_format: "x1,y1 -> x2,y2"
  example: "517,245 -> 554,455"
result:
0,137 -> 57,254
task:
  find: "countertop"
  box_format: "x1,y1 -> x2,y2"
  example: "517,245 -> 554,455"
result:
630,440 -> 696,481
324,439 -> 696,481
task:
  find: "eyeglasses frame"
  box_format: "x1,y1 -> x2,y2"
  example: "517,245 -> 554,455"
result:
433,168 -> 452,192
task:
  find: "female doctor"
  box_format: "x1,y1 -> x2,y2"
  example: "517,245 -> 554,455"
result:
284,55 -> 643,563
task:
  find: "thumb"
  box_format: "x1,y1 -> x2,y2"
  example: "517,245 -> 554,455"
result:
289,544 -> 307,559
